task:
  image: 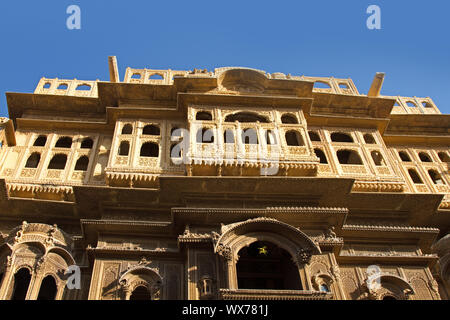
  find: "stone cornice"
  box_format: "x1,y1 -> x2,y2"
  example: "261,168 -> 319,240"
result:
342,224 -> 439,233
173,207 -> 348,215
219,289 -> 332,300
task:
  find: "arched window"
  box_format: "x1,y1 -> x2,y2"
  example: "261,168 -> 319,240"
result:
399,151 -> 411,162
118,141 -> 130,156
48,154 -> 68,170
140,142 -> 159,158
419,152 -> 432,162
314,81 -> 332,89
371,151 -> 386,166
143,125 -> 160,136
122,124 -> 133,135
196,111 -> 213,121
81,138 -> 94,149
149,74 -> 164,80
43,83 -> 51,89
406,101 -> 417,108
408,169 -> 423,184
130,286 -> 152,300
241,129 -> 259,145
12,268 -> 31,300
337,150 -> 363,165
281,114 -> 298,124
224,130 -> 235,144
422,102 -> 433,109
438,152 -> 450,163
308,131 -> 321,142
33,136 -> 47,147
314,149 -> 328,164
25,153 -> 41,168
364,134 -> 376,144
75,156 -> 89,171
57,84 -> 68,90
428,170 -> 445,185
37,275 -> 57,300
320,284 -> 330,292
285,131 -> 303,146
131,73 -> 141,79
55,137 -> 72,148
225,112 -> 269,123
265,130 -> 277,145
76,84 -> 91,91
236,241 -> 302,290
197,128 -> 215,144
331,132 -> 353,143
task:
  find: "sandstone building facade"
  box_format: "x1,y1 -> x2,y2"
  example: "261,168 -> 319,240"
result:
0,57 -> 449,300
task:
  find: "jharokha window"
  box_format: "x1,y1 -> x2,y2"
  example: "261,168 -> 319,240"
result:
33,135 -> 47,147
337,150 -> 363,165
48,154 -> 68,170
55,137 -> 73,148
25,153 -> 41,168
285,131 -> 303,146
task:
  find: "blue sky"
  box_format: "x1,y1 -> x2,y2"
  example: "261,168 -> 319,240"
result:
0,0 -> 449,116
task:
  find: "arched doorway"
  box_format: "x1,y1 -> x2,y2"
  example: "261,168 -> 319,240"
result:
130,286 -> 152,300
12,268 -> 31,300
37,275 -> 57,300
236,241 -> 302,290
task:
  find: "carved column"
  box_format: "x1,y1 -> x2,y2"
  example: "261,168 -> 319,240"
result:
0,256 -> 13,300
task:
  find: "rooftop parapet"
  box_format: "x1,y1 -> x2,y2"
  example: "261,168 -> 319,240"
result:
124,68 -> 190,85
35,77 -> 99,98
387,96 -> 441,115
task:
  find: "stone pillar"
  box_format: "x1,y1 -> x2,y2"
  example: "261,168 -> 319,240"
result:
432,234 -> 450,298
0,256 -> 13,300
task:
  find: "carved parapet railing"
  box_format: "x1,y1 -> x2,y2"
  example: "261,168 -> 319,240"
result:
413,184 -> 430,193
115,156 -> 129,166
20,168 -> 38,179
352,181 -> 405,193
46,169 -> 63,180
138,157 -> 159,167
35,78 -> 98,97
124,68 -> 189,85
341,164 -> 367,175
375,166 -> 391,176
219,289 -> 332,300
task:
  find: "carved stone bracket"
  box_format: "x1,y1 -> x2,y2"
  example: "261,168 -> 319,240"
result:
216,244 -> 232,261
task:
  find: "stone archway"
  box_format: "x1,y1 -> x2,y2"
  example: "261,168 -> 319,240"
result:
0,222 -> 76,300
119,265 -> 163,300
213,218 -> 321,290
363,274 -> 415,300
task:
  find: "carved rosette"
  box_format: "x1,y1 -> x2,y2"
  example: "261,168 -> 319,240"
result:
293,248 -> 312,266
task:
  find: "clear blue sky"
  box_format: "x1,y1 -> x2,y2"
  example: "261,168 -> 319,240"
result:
0,0 -> 449,117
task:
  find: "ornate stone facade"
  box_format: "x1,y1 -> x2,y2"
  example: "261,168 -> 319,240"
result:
0,58 -> 448,300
